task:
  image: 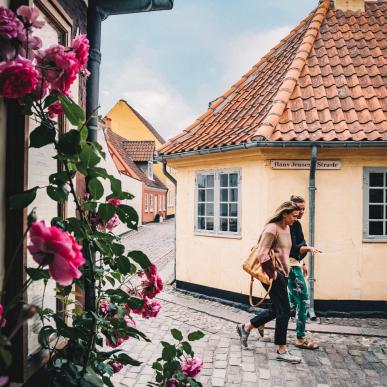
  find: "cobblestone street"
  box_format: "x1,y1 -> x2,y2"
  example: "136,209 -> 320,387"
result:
111,219 -> 387,387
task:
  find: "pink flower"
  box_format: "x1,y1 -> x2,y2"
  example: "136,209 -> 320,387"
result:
0,376 -> 9,387
124,315 -> 136,328
142,274 -> 163,299
17,6 -> 44,28
166,379 -> 181,387
141,297 -> 161,319
0,6 -> 23,39
48,101 -> 63,118
0,304 -> 5,327
181,356 -> 203,378
107,198 -> 121,207
28,220 -> 85,286
36,44 -> 79,94
0,55 -> 38,98
99,299 -> 110,316
108,361 -> 123,373
106,336 -> 128,348
71,34 -> 89,68
106,214 -> 120,231
145,264 -> 158,280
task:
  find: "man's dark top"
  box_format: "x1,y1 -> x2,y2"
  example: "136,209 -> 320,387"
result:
290,220 -> 307,262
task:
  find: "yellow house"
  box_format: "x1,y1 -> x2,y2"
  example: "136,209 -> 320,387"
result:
158,0 -> 387,315
105,100 -> 175,217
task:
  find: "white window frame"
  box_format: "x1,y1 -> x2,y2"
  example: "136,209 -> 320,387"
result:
195,169 -> 241,237
150,194 -> 154,212
363,167 -> 387,242
155,195 -> 158,214
144,193 -> 148,213
147,161 -> 153,180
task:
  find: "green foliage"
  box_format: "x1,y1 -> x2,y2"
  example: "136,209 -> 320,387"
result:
59,95 -> 85,128
9,186 -> 38,209
29,124 -> 56,148
26,267 -> 50,281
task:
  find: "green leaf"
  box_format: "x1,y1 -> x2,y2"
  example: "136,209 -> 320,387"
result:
80,144 -> 100,168
43,91 -> 59,108
88,167 -> 109,179
88,178 -> 104,200
26,267 -> 50,281
152,361 -> 162,371
59,95 -> 85,128
30,124 -> 56,148
116,256 -> 132,275
128,251 -> 151,270
171,328 -> 183,341
49,171 -> 72,185
90,141 -> 106,159
111,243 -> 125,256
57,129 -> 81,155
0,348 -> 12,368
97,203 -> 116,223
162,344 -> 177,361
125,297 -> 144,311
116,204 -> 139,230
80,126 -> 88,143
116,353 -> 141,366
9,186 -> 38,210
38,325 -> 56,348
47,185 -> 68,203
181,341 -> 193,355
187,331 -> 205,341
101,376 -> 114,387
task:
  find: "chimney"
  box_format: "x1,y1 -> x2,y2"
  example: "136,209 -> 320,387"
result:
334,0 -> 365,12
103,116 -> 112,129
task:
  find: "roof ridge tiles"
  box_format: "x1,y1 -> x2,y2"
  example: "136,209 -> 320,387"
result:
251,0 -> 331,141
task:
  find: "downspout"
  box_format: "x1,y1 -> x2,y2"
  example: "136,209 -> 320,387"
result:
309,145 -> 318,320
162,160 -> 177,284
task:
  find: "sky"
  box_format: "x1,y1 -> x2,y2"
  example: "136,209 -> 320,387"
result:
100,0 -> 318,140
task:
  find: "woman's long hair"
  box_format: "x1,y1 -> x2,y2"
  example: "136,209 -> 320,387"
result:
266,201 -> 299,225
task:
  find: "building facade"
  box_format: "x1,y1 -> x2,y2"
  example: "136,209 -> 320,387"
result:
159,0 -> 387,314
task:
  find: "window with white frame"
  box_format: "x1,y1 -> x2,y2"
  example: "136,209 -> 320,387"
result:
159,195 -> 162,211
155,195 -> 158,213
145,193 -> 148,212
150,194 -> 154,212
196,170 -> 240,235
163,195 -> 166,211
147,161 -> 153,180
364,167 -> 387,241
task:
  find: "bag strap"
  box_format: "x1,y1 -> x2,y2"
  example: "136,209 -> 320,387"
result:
248,276 -> 273,307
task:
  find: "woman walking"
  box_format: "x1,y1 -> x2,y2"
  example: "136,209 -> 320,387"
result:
237,201 -> 301,364
288,195 -> 320,350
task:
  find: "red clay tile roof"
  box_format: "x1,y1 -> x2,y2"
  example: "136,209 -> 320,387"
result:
104,128 -> 167,191
122,141 -> 155,162
159,0 -> 387,155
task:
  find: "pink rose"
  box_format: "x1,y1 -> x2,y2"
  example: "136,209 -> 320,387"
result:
36,44 -> 79,94
17,6 -> 44,28
142,273 -> 163,299
0,55 -> 38,98
108,361 -> 123,373
0,6 -> 23,39
28,220 -> 85,286
106,336 -> 128,348
141,297 -> 161,319
145,264 -> 158,280
0,304 -> 5,327
106,214 -> 119,231
0,376 -> 9,387
166,379 -> 181,387
181,356 -> 203,378
107,198 -> 121,207
71,34 -> 89,68
48,101 -> 63,118
99,299 -> 110,316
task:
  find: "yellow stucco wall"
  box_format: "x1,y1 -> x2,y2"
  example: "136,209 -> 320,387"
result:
106,100 -> 175,216
168,147 -> 387,301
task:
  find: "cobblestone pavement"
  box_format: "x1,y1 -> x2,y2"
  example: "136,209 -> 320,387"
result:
112,220 -> 387,387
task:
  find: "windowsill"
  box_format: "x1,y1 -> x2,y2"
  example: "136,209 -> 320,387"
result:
194,231 -> 242,239
362,238 -> 387,243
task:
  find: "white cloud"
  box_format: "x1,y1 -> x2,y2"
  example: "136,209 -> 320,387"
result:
220,26 -> 292,87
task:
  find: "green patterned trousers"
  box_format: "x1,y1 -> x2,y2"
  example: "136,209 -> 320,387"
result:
288,266 -> 309,339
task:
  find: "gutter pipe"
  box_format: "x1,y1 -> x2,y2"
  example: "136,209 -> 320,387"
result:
309,145 -> 318,320
162,161 -> 177,284
156,140 -> 387,161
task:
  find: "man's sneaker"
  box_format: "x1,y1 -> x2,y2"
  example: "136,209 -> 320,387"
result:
276,350 -> 301,364
236,324 -> 249,348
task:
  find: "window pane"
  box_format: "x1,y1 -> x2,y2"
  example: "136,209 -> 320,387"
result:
229,218 -> 238,232
369,205 -> 383,219
206,203 -> 214,216
220,217 -> 228,231
206,189 -> 214,202
369,221 -> 383,235
198,203 -> 205,216
370,189 -> 383,203
220,203 -> 228,216
370,173 -> 384,187
206,217 -> 214,231
220,174 -> 228,187
229,203 -> 238,217
198,189 -> 205,202
385,189 -> 387,202
206,174 -> 214,188
229,173 -> 238,187
198,217 -> 205,230
198,175 -> 206,189
230,188 -> 238,202
220,189 -> 228,202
